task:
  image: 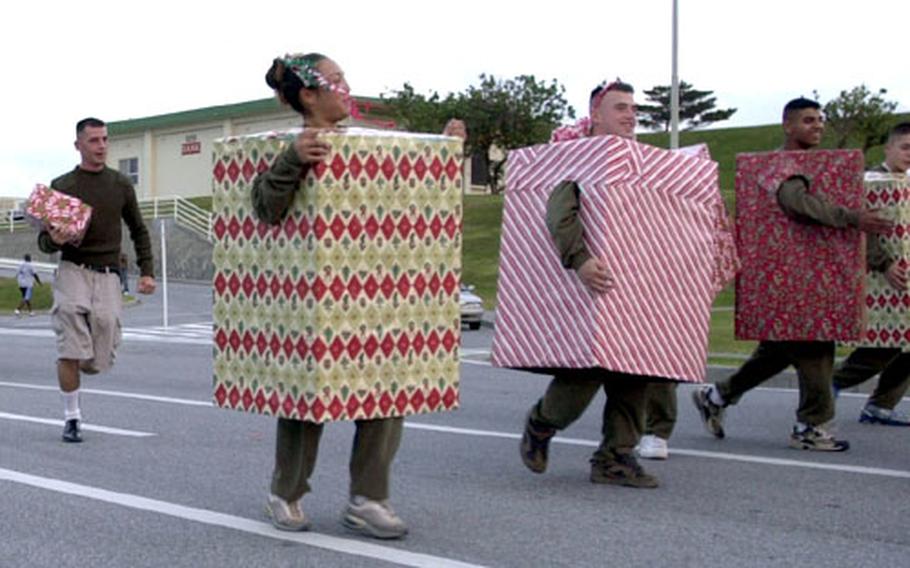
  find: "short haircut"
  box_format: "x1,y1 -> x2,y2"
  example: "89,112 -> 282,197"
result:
24,253 -> 31,262
887,122 -> 910,143
76,117 -> 105,136
589,79 -> 635,113
782,97 -> 820,122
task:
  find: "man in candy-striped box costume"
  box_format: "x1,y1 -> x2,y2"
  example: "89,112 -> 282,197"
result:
492,80 -> 736,487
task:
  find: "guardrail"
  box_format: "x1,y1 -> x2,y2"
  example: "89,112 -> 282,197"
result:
0,210 -> 29,234
0,257 -> 57,275
1,196 -> 214,242
137,196 -> 213,243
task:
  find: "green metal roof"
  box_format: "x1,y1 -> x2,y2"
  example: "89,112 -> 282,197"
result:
108,95 -> 391,136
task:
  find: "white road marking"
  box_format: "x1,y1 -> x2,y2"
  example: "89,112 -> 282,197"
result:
1,380 -> 904,478
0,411 -> 155,437
0,326 -> 211,346
0,381 -> 212,407
403,422 -> 910,480
0,467 -> 486,568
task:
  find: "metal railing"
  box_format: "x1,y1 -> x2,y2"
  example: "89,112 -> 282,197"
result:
1,196 -> 214,242
137,196 -> 213,242
0,257 -> 57,275
0,210 -> 29,234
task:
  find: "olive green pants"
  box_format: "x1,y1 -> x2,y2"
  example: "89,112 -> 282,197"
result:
833,348 -> 910,410
717,340 -> 835,426
643,382 -> 678,440
530,371 -> 648,458
271,416 -> 404,503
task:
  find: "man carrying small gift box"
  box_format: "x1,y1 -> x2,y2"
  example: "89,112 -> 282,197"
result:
692,98 -> 893,450
831,122 -> 910,427
37,117 -> 156,443
519,79 -> 670,488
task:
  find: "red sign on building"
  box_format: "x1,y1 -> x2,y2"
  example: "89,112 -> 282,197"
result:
182,141 -> 201,155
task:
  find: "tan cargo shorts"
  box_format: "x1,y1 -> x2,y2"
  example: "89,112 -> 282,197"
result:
51,261 -> 123,374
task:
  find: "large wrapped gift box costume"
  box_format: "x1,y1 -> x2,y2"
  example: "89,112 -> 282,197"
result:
859,173 -> 910,347
212,128 -> 463,423
490,135 -> 736,383
734,150 -> 866,341
25,183 -> 93,245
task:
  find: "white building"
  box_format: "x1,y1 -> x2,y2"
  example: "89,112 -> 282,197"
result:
107,96 -> 398,200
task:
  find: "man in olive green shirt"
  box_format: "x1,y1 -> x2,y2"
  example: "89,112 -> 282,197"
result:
39,117 -> 156,443
692,98 -> 892,451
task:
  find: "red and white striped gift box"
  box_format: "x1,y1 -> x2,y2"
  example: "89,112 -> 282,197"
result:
491,135 -> 730,383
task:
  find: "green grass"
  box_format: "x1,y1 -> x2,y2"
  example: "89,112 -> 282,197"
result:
462,194 -> 503,308
637,112 -> 910,208
188,195 -> 213,211
0,278 -> 53,312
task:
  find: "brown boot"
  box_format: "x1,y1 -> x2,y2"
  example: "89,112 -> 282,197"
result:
519,411 -> 556,473
590,451 -> 659,488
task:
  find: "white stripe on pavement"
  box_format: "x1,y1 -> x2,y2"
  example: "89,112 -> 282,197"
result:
0,467 -> 486,568
0,411 -> 155,437
404,422 -> 910,480
1,380 -> 905,478
0,327 -> 210,346
0,381 -> 212,407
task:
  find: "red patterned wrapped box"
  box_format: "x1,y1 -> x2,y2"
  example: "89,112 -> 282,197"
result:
490,135 -> 735,383
734,150 -> 866,341
212,128 -> 463,423
858,173 -> 910,347
25,183 -> 93,245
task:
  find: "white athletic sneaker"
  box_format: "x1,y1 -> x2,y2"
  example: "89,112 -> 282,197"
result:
265,494 -> 310,531
342,496 -> 408,539
635,434 -> 669,460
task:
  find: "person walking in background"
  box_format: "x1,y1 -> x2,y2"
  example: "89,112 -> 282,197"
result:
15,253 -> 41,317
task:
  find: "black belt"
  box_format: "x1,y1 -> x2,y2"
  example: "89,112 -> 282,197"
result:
77,264 -> 120,276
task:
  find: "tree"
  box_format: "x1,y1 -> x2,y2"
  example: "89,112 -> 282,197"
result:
379,83 -> 461,137
637,81 -> 736,132
818,85 -> 898,152
383,74 -> 574,193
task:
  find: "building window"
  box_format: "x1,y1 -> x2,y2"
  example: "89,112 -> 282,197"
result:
118,158 -> 139,185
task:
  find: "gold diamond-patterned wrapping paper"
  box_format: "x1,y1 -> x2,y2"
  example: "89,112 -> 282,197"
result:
858,173 -> 910,347
212,128 -> 463,422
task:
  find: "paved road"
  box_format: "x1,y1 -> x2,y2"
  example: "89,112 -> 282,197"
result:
1,281 -> 907,567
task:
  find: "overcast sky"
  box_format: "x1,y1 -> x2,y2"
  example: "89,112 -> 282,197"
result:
2,0 -> 907,199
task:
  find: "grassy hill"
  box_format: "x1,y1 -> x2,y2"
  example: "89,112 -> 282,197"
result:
638,113 -> 907,207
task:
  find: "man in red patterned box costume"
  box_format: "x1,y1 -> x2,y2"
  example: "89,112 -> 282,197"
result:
692,98 -> 892,450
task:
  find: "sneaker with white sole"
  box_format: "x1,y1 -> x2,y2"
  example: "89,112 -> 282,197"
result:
265,494 -> 310,531
635,435 -> 669,460
692,385 -> 726,439
342,496 -> 408,539
789,424 -> 849,452
858,403 -> 910,426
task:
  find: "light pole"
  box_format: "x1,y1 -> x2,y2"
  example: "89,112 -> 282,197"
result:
670,0 -> 680,150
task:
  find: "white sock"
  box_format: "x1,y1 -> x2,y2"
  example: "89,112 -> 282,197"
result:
62,390 -> 81,421
708,386 -> 725,407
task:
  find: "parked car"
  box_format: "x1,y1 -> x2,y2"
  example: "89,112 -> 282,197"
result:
460,284 -> 484,330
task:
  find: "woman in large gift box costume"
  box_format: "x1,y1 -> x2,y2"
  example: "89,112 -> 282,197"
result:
250,53 -> 464,538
